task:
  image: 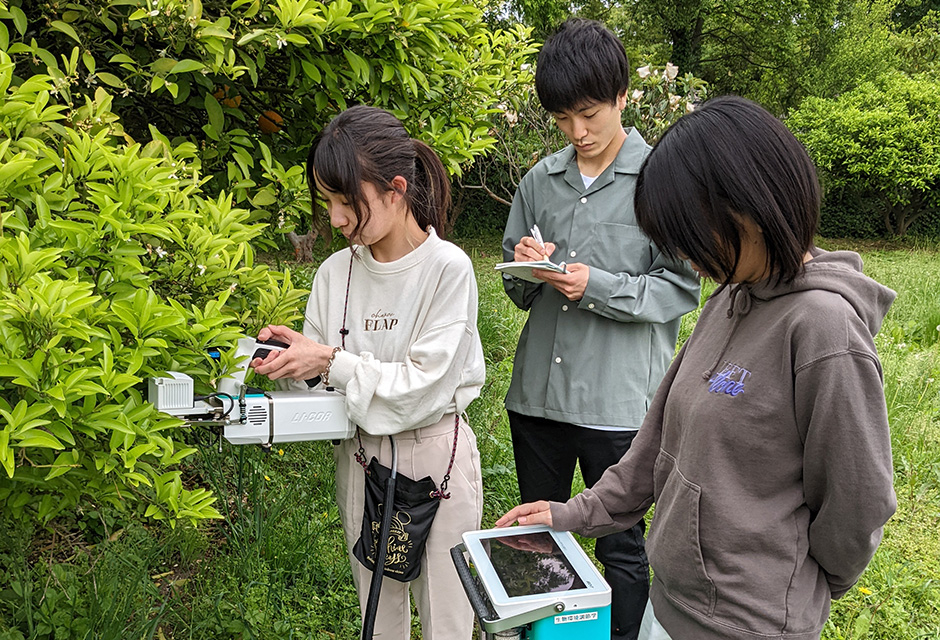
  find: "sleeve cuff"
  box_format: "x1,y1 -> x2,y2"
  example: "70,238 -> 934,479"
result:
550,499 -> 583,532
830,586 -> 852,600
325,349 -> 359,389
579,267 -> 617,313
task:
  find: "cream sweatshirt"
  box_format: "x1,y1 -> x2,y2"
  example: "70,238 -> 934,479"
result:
302,229 -> 485,436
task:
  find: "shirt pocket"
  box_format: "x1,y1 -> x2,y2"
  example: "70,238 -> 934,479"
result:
587,222 -> 653,275
648,451 -> 717,617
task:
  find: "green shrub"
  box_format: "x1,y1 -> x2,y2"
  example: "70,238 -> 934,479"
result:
0,50 -> 306,527
13,0 -> 536,256
818,198 -> 940,240
788,72 -> 940,237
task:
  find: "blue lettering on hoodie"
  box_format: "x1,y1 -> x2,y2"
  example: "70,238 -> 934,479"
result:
708,361 -> 751,396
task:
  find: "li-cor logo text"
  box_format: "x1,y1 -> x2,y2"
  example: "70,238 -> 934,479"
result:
291,411 -> 334,423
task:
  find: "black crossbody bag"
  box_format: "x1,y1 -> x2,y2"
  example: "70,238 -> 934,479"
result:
351,420 -> 458,582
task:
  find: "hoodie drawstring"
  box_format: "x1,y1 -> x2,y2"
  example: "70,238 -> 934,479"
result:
702,284 -> 753,380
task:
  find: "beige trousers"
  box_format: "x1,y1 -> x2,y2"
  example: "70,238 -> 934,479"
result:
335,414 -> 483,640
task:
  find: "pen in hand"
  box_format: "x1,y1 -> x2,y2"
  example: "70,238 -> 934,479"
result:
530,224 -> 549,260
528,225 -> 566,272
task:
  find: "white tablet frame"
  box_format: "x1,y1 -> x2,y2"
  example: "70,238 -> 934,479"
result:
461,525 -> 610,613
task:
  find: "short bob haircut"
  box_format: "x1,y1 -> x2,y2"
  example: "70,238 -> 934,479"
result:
635,96 -> 820,286
535,18 -> 630,114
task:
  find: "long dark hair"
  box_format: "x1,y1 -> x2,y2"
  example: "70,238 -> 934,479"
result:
635,96 -> 819,285
307,105 -> 451,239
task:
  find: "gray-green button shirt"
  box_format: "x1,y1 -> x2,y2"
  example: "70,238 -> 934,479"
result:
502,128 -> 700,428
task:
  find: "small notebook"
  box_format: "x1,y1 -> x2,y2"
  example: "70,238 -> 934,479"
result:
495,259 -> 568,283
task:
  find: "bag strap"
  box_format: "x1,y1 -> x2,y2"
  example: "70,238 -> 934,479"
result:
430,414 -> 459,500
354,414 -> 460,500
339,250 -> 352,349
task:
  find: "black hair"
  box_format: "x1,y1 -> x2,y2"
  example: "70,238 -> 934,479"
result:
306,105 -> 451,239
534,18 -> 630,113
635,96 -> 820,285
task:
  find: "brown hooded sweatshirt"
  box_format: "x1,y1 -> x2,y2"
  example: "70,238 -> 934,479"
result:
551,248 -> 897,640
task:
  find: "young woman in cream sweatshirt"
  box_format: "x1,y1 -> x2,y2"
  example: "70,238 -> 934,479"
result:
251,105 -> 486,640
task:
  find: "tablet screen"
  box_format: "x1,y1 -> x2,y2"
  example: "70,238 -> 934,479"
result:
484,532 -> 587,598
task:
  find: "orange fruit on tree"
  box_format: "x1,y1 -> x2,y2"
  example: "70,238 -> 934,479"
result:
259,110 -> 283,134
212,85 -> 242,108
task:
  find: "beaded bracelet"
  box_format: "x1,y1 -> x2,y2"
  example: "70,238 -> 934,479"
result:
321,346 -> 342,385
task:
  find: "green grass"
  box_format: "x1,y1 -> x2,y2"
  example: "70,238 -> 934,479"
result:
1,235 -> 938,639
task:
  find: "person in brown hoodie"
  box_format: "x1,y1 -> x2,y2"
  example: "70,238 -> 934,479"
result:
497,96 -> 897,640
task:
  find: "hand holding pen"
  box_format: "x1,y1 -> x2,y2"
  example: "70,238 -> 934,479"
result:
511,224 -> 583,298
513,224 -> 557,264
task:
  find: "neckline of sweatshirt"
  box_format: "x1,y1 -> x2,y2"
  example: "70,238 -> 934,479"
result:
351,227 -> 441,275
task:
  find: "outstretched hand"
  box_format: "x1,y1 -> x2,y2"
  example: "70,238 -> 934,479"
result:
495,501 -> 553,528
250,325 -> 334,382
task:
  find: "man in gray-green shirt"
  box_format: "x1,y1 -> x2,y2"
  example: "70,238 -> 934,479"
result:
501,18 -> 700,640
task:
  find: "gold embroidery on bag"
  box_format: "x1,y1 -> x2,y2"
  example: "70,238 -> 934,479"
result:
365,504 -> 415,576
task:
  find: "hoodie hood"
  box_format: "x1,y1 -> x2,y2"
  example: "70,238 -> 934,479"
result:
701,247 -> 896,380
745,247 -> 896,337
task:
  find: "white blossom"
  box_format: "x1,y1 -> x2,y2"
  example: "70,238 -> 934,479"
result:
636,65 -> 651,79
631,89 -> 644,102
149,9 -> 160,17
686,102 -> 696,113
276,35 -> 288,49
197,264 -> 206,275
665,62 -> 679,80
155,247 -> 168,258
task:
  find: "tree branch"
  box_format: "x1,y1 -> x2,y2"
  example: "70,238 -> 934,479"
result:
459,183 -> 513,207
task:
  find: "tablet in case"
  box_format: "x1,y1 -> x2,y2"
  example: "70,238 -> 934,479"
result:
451,525 -> 611,638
